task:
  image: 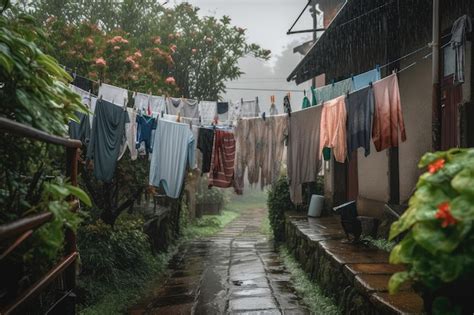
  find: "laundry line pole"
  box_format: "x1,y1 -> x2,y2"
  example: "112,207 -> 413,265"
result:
431,0 -> 441,151
311,0 -> 318,89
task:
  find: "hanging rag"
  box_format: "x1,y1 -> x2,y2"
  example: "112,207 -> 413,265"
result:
451,15 -> 472,85
71,74 -> 93,92
208,130 -> 236,189
68,112 -> 91,145
372,73 -> 407,152
345,86 -> 375,157
313,78 -> 353,105
260,115 -> 288,188
269,103 -> 279,115
87,99 -> 130,182
136,114 -> 157,154
287,106 -> 322,204
319,95 -> 347,163
217,102 -> 229,122
197,127 -> 215,173
118,108 -> 138,161
240,100 -> 260,118
166,97 -> 183,115
198,101 -> 217,124
149,119 -> 195,199
352,68 -> 381,91
311,87 -> 318,106
98,83 -> 128,106
301,96 -> 311,109
134,93 -> 165,116
234,118 -> 252,194
181,98 -> 200,119
283,96 -> 292,114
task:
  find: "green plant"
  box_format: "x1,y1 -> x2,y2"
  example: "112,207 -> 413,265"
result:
267,176 -> 295,241
388,148 -> 474,313
0,0 -> 85,135
197,187 -> 227,206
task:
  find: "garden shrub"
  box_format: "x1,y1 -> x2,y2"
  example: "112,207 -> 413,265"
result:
267,176 -> 295,241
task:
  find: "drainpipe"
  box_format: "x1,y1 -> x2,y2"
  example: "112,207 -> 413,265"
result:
432,0 -> 441,151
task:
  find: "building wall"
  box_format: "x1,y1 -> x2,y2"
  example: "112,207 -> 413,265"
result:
397,56 -> 433,203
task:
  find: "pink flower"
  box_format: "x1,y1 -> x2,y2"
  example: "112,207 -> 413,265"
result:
153,37 -> 161,45
95,57 -> 106,67
113,46 -> 121,51
191,48 -> 197,54
134,51 -> 142,58
125,56 -> 135,64
169,44 -> 177,53
85,37 -> 94,45
122,38 -> 129,44
165,76 -> 176,85
133,63 -> 140,69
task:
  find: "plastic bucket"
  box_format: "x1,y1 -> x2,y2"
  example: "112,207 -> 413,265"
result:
308,195 -> 324,217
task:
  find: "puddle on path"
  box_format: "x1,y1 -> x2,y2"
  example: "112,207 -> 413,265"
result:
129,209 -> 309,315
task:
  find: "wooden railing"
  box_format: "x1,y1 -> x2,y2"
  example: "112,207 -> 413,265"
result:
0,117 -> 82,315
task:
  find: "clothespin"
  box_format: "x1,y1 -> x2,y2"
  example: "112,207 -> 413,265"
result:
189,119 -> 192,130
369,81 -> 373,88
287,92 -> 291,100
331,79 -> 335,87
123,97 -> 128,111
304,90 -> 306,96
161,110 -> 164,118
346,90 -> 350,99
262,112 -> 266,121
256,96 -> 259,105
199,116 -> 202,125
241,98 -> 244,106
176,112 -> 181,123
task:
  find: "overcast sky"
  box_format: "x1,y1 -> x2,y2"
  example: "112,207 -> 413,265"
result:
177,0 -> 316,111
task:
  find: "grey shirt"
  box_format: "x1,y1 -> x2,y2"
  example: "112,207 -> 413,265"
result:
287,105 -> 322,204
87,99 -> 130,182
181,99 -> 200,119
345,86 -> 374,157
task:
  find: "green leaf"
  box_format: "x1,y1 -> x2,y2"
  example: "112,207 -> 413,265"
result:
388,271 -> 411,294
451,168 -> 474,196
389,233 -> 416,264
412,221 -> 471,255
450,195 -> 474,221
66,184 -> 92,207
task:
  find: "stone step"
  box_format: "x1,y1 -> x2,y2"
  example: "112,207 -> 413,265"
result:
285,213 -> 424,315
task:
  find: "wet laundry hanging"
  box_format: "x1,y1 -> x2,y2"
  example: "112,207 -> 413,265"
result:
98,83 -> 128,106
87,99 -> 130,182
181,98 -> 200,119
345,86 -> 374,157
149,119 -> 195,199
198,101 -> 217,124
166,97 -> 183,116
239,99 -> 260,118
197,127 -> 215,173
136,114 -> 157,154
451,15 -> 472,85
312,78 -> 353,105
208,130 -> 236,189
134,92 -> 165,116
319,95 -> 347,163
68,112 -> 91,145
372,73 -> 407,152
118,108 -> 138,161
352,68 -> 381,90
287,105 -> 322,204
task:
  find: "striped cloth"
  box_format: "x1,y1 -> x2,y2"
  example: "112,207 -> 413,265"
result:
208,130 -> 236,189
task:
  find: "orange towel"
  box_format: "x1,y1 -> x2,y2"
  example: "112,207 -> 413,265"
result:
319,95 -> 347,163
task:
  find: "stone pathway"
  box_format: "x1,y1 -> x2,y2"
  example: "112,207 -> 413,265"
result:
129,208 -> 309,315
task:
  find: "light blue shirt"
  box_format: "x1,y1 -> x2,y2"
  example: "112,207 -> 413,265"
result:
149,119 -> 195,198
352,68 -> 381,91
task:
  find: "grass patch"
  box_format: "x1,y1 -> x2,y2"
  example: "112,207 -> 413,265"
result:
183,210 -> 240,239
78,240 -> 178,315
279,246 -> 340,315
226,188 -> 267,212
362,236 -> 396,252
260,215 -> 271,237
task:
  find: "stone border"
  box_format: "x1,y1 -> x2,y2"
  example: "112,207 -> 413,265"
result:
285,213 -> 424,315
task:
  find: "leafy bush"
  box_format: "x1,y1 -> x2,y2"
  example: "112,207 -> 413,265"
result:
267,176 -> 295,241
196,186 -> 227,207
389,148 -> 474,313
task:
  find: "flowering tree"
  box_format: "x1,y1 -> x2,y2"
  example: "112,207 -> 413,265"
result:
32,1 -> 270,100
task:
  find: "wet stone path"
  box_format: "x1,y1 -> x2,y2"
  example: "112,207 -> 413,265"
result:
129,208 -> 310,315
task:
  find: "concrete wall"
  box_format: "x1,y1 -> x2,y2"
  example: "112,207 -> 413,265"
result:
397,56 -> 433,203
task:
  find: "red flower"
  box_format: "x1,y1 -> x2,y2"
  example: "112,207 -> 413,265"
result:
95,57 -> 106,67
428,159 -> 445,174
435,202 -> 457,228
165,76 -> 175,85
